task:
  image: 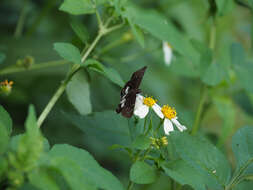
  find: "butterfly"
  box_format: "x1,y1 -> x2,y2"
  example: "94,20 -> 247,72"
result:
116,66 -> 147,118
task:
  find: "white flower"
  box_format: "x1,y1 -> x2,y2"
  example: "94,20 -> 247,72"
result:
134,94 -> 163,119
163,42 -> 173,66
158,105 -> 187,135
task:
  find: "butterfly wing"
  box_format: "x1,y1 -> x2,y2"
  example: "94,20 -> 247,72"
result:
128,66 -> 147,90
120,89 -> 138,118
116,66 -> 147,118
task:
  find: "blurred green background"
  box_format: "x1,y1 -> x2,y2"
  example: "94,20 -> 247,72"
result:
1,0 -> 253,189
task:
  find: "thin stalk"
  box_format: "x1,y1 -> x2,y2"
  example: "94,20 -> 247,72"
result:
81,33 -> 103,62
191,85 -> 207,135
37,66 -> 79,128
141,146 -> 152,161
225,158 -> 253,190
37,21 -> 125,128
105,22 -> 125,34
95,10 -> 103,28
191,18 -> 216,135
127,181 -> 134,190
143,115 -> 148,134
0,60 -> 69,75
209,19 -> 216,50
14,0 -> 28,38
37,33 -> 102,128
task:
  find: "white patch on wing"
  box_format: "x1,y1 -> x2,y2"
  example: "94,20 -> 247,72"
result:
125,86 -> 130,94
120,98 -> 126,104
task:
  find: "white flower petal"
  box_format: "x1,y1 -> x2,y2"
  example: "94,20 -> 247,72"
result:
152,103 -> 164,119
164,119 -> 174,135
134,95 -> 149,118
171,118 -> 187,132
134,104 -> 149,118
134,94 -> 144,108
163,42 -> 173,66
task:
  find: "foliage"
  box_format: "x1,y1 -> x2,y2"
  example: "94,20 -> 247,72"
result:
1,0 -> 253,189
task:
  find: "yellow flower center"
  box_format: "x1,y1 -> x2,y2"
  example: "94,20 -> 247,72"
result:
0,80 -> 13,86
143,97 -> 157,107
161,105 -> 177,119
0,80 -> 14,94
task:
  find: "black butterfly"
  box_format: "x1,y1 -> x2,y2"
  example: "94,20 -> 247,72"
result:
116,66 -> 147,118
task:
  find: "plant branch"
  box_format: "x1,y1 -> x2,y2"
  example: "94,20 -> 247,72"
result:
191,85 -> 208,135
0,60 -> 69,75
191,18 -> 216,135
14,0 -> 29,38
37,32 -> 102,128
37,20 -> 125,128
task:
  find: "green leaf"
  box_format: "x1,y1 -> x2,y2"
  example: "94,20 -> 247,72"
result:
70,19 -> 89,43
202,63 -> 226,86
25,105 -> 38,132
10,106 -> 44,171
130,161 -> 157,184
59,0 -> 95,15
128,20 -> 145,48
234,62 -> 253,93
64,110 -> 131,146
85,59 -> 124,87
215,0 -> 234,16
234,181 -> 253,190
10,134 -> 50,153
66,70 -> 92,115
170,132 -> 231,189
54,42 -> 81,64
0,52 -> 6,64
170,56 -> 199,77
230,43 -> 253,92
47,144 -> 124,190
214,97 -> 235,147
123,4 -> 198,62
162,160 -> 208,190
132,135 -> 151,150
232,126 -> 253,172
0,157 -> 8,180
0,123 -> 9,155
0,105 -> 12,135
28,166 -> 70,190
230,43 -> 245,66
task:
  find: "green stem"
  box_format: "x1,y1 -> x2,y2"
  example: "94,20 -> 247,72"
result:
141,146 -> 152,161
37,21 -> 124,128
191,85 -> 207,135
81,33 -> 103,62
37,33 -> 102,128
95,10 -> 103,29
209,18 -> 216,50
225,158 -> 253,190
127,181 -> 134,190
0,60 -> 69,75
191,18 -> 216,135
14,0 -> 28,38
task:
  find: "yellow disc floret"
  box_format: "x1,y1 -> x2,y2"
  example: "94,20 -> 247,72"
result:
0,80 -> 14,95
160,136 -> 168,146
143,97 -> 157,107
161,105 -> 177,119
